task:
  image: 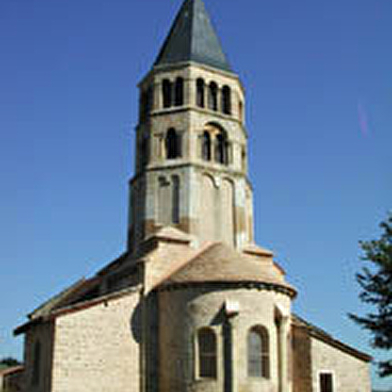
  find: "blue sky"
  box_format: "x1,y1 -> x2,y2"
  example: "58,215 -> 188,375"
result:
0,0 -> 391,388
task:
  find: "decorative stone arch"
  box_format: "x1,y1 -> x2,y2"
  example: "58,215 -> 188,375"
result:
204,122 -> 230,165
201,172 -> 219,189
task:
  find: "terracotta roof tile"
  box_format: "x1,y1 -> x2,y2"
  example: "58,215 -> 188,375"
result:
159,242 -> 295,294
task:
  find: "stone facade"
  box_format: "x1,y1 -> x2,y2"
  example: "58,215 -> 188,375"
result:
51,290 -> 141,392
23,322 -> 54,392
128,61 -> 253,251
14,1 -> 372,392
311,337 -> 371,392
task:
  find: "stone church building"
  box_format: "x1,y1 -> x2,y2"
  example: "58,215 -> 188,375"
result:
15,0 -> 372,391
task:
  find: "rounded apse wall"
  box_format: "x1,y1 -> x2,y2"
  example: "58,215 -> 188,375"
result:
158,285 -> 292,392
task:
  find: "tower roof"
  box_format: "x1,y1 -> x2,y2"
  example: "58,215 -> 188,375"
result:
155,0 -> 232,72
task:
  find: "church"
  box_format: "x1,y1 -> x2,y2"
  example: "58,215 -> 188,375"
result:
14,1 -> 372,391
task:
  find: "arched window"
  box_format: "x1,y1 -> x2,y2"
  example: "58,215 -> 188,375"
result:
198,328 -> 217,379
215,131 -> 229,165
172,175 -> 180,224
202,131 -> 211,161
162,79 -> 172,108
247,326 -> 270,379
165,128 -> 181,159
196,78 -> 205,108
222,85 -> 231,115
32,340 -> 41,386
208,82 -> 218,111
174,77 -> 184,106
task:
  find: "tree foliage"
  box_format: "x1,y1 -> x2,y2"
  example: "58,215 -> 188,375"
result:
350,213 -> 392,377
0,357 -> 21,367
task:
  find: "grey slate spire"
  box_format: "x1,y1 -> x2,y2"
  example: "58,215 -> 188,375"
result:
155,0 -> 232,72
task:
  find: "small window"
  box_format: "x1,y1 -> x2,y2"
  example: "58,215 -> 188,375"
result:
215,131 -> 229,165
202,131 -> 211,161
165,128 -> 181,159
162,79 -> 172,108
319,373 -> 334,392
208,82 -> 218,111
198,328 -> 217,379
197,78 -> 205,108
32,340 -> 41,386
247,326 -> 270,378
174,77 -> 184,106
222,85 -> 231,115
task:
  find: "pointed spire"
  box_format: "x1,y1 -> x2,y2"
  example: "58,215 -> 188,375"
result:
155,0 -> 232,72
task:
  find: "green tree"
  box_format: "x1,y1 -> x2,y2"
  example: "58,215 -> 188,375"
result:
350,213 -> 392,377
0,357 -> 21,367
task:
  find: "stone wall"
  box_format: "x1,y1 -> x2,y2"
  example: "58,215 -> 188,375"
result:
51,291 -> 140,392
129,62 -> 253,251
158,286 -> 291,392
311,336 -> 371,392
23,321 -> 54,392
292,324 -> 312,392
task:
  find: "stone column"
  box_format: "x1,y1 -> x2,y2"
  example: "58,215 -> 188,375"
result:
228,316 -> 238,392
153,81 -> 161,111
185,77 -> 194,107
224,301 -> 239,392
279,315 -> 290,392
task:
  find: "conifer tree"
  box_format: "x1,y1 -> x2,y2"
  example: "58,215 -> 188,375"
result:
350,213 -> 392,377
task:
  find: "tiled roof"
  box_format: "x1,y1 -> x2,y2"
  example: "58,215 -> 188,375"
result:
292,314 -> 372,362
155,0 -> 232,72
159,242 -> 296,295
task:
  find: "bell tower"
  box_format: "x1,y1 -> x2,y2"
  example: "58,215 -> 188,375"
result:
128,0 -> 254,251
